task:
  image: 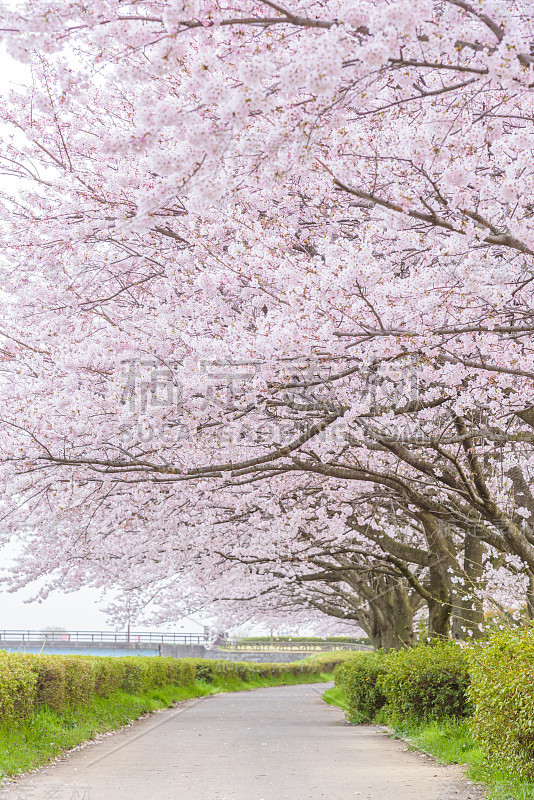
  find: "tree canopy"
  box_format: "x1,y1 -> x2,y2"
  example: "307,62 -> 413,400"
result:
1,0 -> 534,645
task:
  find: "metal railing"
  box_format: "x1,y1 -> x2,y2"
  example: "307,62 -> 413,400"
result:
0,630 -> 206,645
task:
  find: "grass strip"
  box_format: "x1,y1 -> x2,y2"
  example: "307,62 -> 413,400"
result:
321,686 -> 348,712
1,670 -> 332,781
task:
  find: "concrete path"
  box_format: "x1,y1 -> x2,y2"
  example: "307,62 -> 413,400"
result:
1,684 -> 482,800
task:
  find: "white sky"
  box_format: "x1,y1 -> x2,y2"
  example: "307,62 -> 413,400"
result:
0,584 -> 113,631
0,583 -> 207,633
0,542 -> 206,632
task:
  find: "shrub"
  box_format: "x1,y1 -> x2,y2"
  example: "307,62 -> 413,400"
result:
147,656 -> 174,688
192,658 -> 217,682
335,653 -> 387,723
32,655 -> 66,712
0,653 -> 37,720
90,657 -> 125,697
172,658 -> 196,688
314,654 -> 354,672
120,657 -> 151,694
62,656 -> 96,708
257,664 -> 275,678
468,627 -> 534,779
234,662 -> 255,682
380,642 -> 470,723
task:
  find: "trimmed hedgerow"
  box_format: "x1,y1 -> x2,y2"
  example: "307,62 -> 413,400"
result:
0,649 -> 347,723
334,653 -> 387,723
191,658 -> 225,683
312,652 -> 360,672
90,655 -> 125,697
62,656 -> 97,708
467,627 -> 534,779
189,657 -> 332,685
0,652 -> 38,721
31,655 -> 67,712
334,644 -> 470,725
379,642 -> 470,723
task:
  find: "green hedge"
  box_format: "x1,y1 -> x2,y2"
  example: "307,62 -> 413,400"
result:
335,643 -> 470,724
468,628 -> 534,779
334,653 -> 387,723
0,651 -> 340,722
0,653 -> 37,721
379,642 -> 471,722
32,655 -> 66,712
312,651 -> 365,670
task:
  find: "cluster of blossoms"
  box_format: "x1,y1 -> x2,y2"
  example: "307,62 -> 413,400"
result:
0,0 -> 534,644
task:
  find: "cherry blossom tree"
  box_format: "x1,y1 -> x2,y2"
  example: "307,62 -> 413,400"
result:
1,0 -> 534,642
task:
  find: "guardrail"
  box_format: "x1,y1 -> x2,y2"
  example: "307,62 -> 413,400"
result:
0,630 -> 206,645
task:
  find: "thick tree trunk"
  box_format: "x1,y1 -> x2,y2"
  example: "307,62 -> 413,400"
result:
426,564 -> 452,639
367,612 -> 414,651
526,571 -> 534,620
365,581 -> 416,651
420,513 -> 454,640
451,531 -> 485,640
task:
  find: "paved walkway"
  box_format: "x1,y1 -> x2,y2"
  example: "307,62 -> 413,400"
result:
1,684 -> 482,800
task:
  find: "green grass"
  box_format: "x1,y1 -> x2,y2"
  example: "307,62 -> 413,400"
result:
468,766 -> 534,800
322,686 -> 348,712
0,671 -> 332,781
389,717 -> 482,766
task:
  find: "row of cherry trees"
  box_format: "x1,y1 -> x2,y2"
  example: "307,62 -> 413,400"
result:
1,0 -> 534,646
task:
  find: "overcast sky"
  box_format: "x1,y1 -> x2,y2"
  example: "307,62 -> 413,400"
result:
0,583 -> 113,631
0,582 -> 207,633
0,540 -> 206,633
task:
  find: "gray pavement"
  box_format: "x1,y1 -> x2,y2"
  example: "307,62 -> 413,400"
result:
1,684 -> 482,800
